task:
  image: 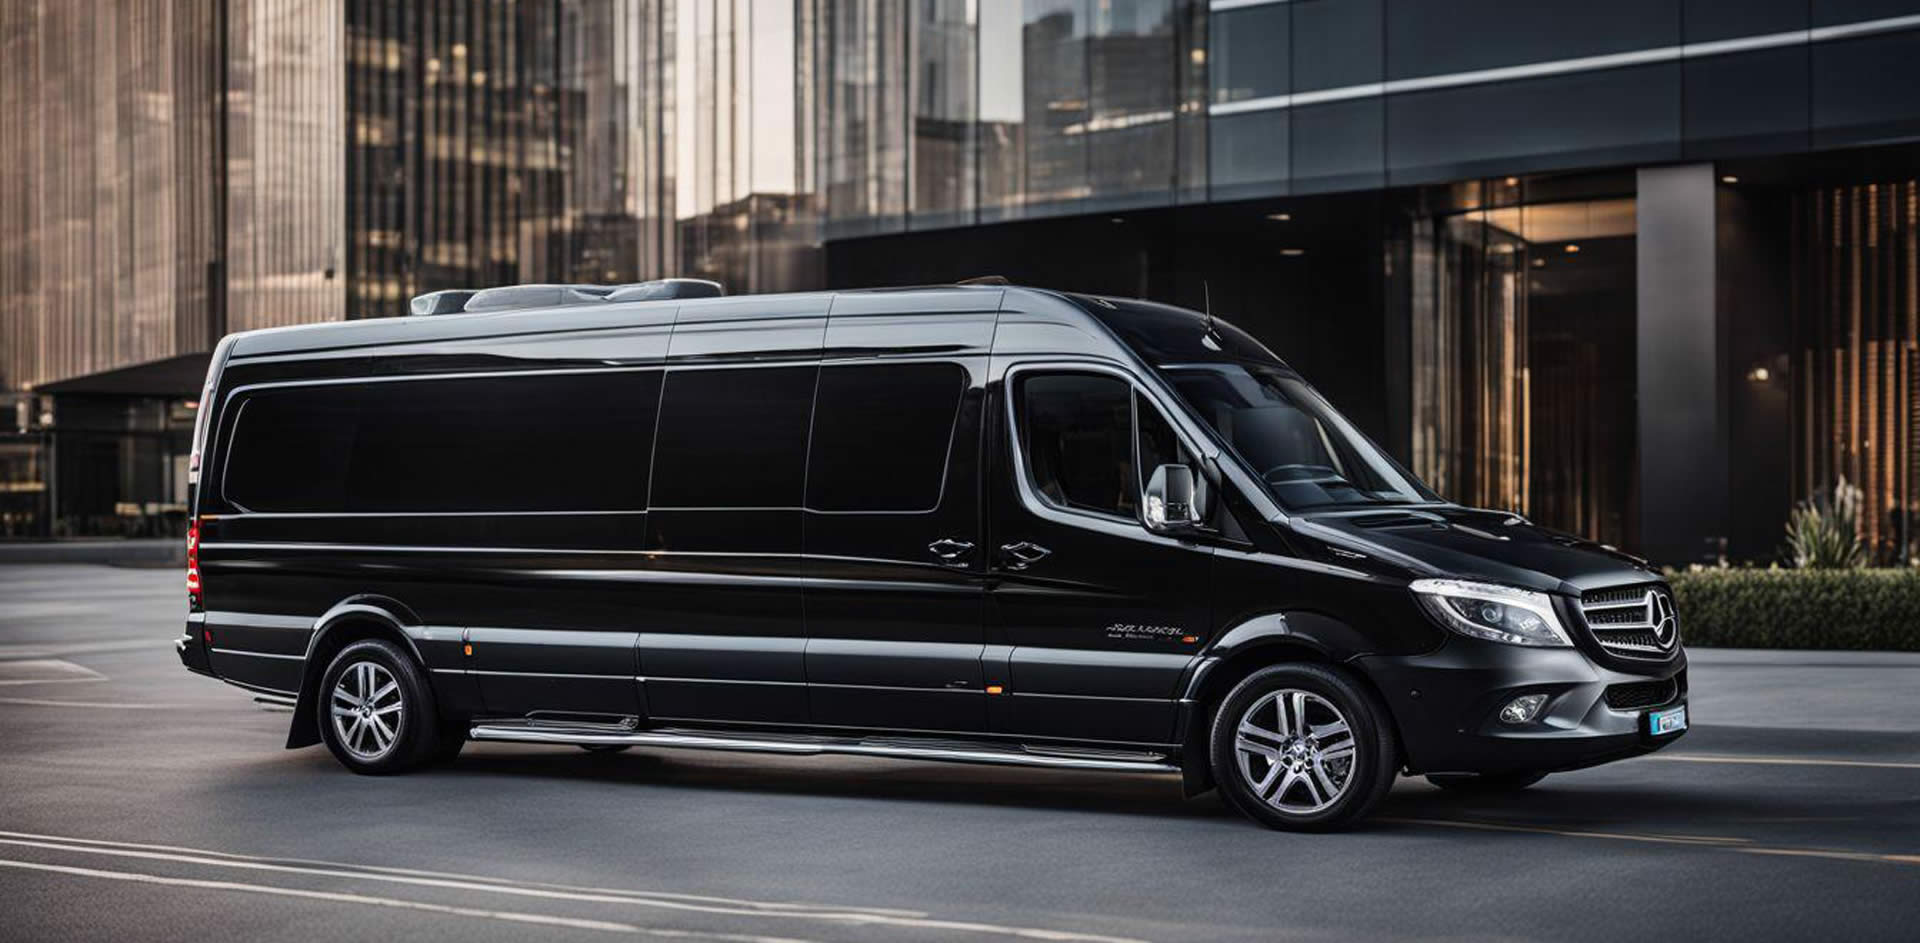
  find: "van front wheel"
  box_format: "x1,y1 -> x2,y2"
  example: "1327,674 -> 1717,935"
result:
1209,663 -> 1398,831
318,638 -> 441,774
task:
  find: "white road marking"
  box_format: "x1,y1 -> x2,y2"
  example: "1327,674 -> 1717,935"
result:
0,856 -> 826,941
0,833 -> 1149,943
0,697 -> 188,709
1650,753 -> 1920,771
0,658 -> 107,686
0,829 -> 922,917
1381,818 -> 1920,867
0,638 -> 166,660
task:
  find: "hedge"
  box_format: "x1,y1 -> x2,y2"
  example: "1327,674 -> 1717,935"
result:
1664,567 -> 1920,651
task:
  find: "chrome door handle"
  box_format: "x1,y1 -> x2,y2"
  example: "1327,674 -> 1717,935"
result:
1000,541 -> 1052,569
927,537 -> 975,562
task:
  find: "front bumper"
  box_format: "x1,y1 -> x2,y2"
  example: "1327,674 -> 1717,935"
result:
1357,636 -> 1687,776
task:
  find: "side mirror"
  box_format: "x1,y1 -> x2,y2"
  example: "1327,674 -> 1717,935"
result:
1144,464 -> 1203,535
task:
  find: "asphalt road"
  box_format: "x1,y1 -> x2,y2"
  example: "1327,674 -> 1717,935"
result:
2,562 -> 1916,942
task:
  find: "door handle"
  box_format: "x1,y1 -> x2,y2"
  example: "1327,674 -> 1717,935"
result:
999,541 -> 1052,569
927,537 -> 975,562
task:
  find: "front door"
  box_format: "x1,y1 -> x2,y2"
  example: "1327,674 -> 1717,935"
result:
987,367 -> 1213,745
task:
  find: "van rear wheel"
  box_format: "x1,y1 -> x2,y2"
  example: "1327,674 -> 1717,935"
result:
1209,663 -> 1398,831
318,638 -> 442,774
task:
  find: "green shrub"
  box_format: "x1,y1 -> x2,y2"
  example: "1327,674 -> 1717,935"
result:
1783,476 -> 1863,569
1665,567 -> 1920,650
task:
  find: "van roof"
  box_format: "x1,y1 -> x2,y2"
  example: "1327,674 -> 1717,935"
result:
220,282 -> 1290,375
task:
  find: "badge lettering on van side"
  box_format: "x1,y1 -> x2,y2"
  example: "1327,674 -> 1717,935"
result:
1104,622 -> 1186,641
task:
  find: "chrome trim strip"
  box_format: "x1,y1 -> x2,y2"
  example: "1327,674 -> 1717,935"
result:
466,725 -> 1180,773
209,647 -> 305,661
465,669 -> 635,681
1209,14 -> 1920,117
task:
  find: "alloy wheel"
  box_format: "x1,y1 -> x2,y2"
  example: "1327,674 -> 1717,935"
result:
1232,688 -> 1358,814
330,660 -> 404,762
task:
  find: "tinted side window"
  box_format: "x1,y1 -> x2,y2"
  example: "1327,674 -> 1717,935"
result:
350,373 -> 660,512
223,372 -> 662,512
1135,391 -> 1193,484
1019,373 -> 1137,518
651,366 -> 817,508
807,362 -> 966,512
222,392 -> 357,511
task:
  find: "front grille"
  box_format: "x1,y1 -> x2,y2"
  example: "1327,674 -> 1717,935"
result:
1604,677 -> 1679,710
1578,583 -> 1680,659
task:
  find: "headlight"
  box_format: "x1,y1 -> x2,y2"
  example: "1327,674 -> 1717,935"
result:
1409,579 -> 1573,647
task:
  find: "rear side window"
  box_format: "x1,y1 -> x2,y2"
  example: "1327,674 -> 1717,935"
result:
649,366 -> 817,508
222,371 -> 662,512
1017,373 -> 1138,518
807,362 -> 966,512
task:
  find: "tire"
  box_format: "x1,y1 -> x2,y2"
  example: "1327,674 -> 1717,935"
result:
578,744 -> 632,754
1210,663 -> 1399,831
1425,770 -> 1548,793
317,638 -> 443,774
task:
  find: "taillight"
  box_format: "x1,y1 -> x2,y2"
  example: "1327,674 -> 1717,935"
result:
186,519 -> 202,609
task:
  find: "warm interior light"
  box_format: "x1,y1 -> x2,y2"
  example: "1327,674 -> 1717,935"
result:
1721,175 -> 1739,184
1280,248 -> 1306,256
1563,243 -> 1581,254
1504,176 -> 1519,186
1266,212 -> 1291,221
1747,365 -> 1771,382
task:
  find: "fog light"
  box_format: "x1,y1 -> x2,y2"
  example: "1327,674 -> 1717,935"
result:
1499,694 -> 1549,724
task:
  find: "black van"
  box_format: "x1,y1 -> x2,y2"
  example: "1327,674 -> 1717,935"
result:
177,280 -> 1687,830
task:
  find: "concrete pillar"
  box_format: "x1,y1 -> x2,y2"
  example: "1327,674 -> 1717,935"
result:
1636,164 -> 1726,565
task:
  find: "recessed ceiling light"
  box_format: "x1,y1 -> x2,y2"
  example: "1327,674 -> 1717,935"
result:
1109,216 -> 1125,224
1280,248 -> 1306,256
1266,212 -> 1291,221
1721,175 -> 1739,184
1504,176 -> 1519,186
1530,258 -> 1546,268
1563,243 -> 1581,254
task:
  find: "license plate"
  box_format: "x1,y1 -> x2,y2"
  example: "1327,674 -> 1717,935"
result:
1648,705 -> 1688,736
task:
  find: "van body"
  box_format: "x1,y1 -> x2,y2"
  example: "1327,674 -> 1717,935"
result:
177,284 -> 1687,830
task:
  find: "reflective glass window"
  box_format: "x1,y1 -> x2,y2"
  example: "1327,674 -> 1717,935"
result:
224,372 -> 662,513
807,362 -> 968,512
1211,4 -> 1290,104
651,366 -> 818,508
1293,0 -> 1382,92
1018,372 -> 1138,518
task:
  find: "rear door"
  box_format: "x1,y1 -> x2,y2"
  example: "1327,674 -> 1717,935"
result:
986,365 -> 1213,745
801,295 -> 996,732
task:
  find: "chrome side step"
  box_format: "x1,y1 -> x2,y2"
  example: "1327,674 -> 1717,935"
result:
467,723 -> 1180,773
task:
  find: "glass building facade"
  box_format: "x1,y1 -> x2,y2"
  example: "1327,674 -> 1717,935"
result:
3,0 -> 1920,561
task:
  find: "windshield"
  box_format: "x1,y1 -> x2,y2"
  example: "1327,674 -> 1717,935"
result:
1162,363 -> 1438,509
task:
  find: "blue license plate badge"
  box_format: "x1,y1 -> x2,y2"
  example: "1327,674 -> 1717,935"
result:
1649,705 -> 1687,736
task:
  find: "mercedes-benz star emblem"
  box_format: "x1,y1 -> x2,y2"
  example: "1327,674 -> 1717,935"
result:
1650,592 -> 1678,648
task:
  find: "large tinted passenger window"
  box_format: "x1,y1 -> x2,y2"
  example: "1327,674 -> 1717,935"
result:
1018,373 -> 1138,518
807,362 -> 966,512
223,372 -> 662,512
650,366 -> 817,508
223,393 -> 357,511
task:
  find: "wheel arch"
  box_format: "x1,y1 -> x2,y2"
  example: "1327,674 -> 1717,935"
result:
1176,611 -> 1401,796
285,598 -> 425,749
